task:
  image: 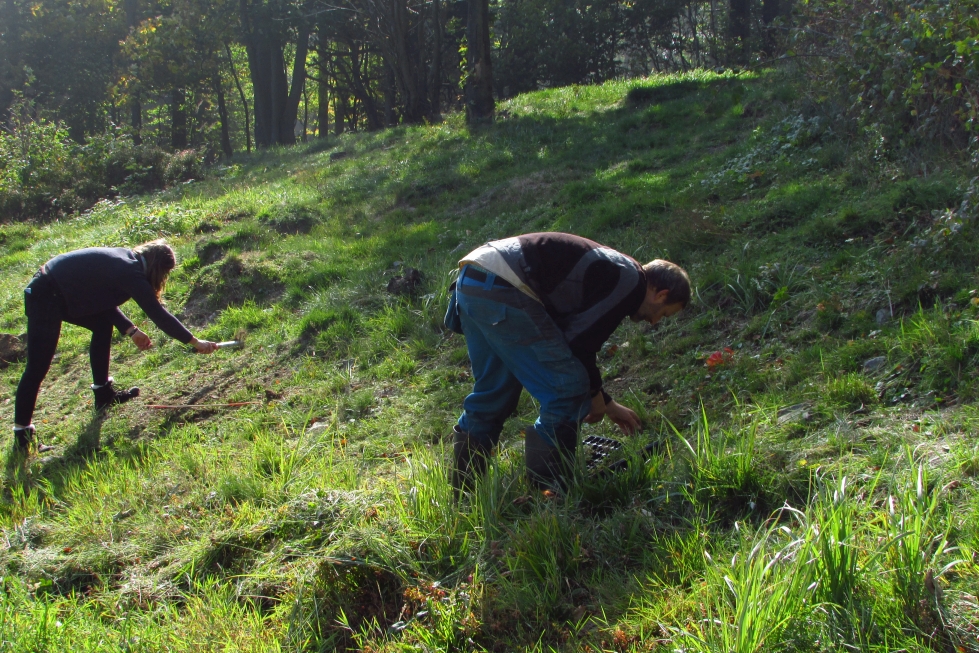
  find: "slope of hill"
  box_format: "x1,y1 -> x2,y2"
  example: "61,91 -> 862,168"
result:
1,71 -> 978,652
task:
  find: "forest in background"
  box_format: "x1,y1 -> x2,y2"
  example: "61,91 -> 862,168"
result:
3,0 -> 977,222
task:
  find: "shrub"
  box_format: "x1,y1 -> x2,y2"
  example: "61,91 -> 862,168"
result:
0,97 -> 206,222
794,0 -> 979,158
0,98 -> 77,219
827,373 -> 877,408
164,149 -> 204,186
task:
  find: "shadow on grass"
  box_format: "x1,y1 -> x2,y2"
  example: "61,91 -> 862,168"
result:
1,412 -> 106,512
0,411 -> 150,510
60,412 -> 106,459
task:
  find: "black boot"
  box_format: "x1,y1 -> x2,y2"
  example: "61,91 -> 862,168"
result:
13,424 -> 35,451
451,425 -> 492,496
525,422 -> 579,492
93,379 -> 140,411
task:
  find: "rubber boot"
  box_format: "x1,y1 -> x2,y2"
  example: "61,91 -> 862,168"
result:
451,425 -> 492,497
13,425 -> 35,451
525,421 -> 579,492
93,379 -> 140,411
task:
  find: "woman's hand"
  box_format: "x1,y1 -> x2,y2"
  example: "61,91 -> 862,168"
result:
130,329 -> 153,351
191,337 -> 219,354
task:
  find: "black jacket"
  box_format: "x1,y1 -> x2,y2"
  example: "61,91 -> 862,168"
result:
44,247 -> 193,343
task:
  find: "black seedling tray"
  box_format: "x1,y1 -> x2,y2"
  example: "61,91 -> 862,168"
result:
583,435 -> 623,470
583,434 -> 663,475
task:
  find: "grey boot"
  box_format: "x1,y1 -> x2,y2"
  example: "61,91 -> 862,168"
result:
525,422 -> 579,491
451,425 -> 492,495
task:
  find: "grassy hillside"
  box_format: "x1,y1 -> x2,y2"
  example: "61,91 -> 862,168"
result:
1,70 -> 978,652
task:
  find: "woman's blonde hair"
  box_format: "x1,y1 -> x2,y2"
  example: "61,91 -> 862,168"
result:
133,239 -> 177,298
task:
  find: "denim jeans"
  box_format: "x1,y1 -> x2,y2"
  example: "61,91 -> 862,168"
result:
455,265 -> 590,448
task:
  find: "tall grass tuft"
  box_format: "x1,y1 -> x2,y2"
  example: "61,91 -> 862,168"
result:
886,455 -> 956,633
678,512 -> 815,653
677,407 -> 769,519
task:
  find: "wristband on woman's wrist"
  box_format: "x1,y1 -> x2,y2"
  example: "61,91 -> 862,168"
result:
126,326 -> 138,336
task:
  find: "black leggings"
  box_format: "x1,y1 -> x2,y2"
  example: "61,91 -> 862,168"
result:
14,273 -> 115,426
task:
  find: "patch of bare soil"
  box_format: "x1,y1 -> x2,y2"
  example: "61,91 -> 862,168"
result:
0,333 -> 25,368
179,253 -> 284,327
386,267 -> 423,296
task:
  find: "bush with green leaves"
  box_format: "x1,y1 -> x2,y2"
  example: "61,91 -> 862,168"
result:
0,97 -> 204,221
0,98 -> 77,218
794,0 -> 979,158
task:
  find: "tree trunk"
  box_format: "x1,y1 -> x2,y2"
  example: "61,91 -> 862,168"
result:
269,42 -> 288,145
130,98 -> 143,146
302,85 -> 309,142
466,0 -> 494,124
383,64 -> 396,126
729,0 -> 750,65
429,0 -> 442,117
245,34 -> 273,147
334,90 -> 347,135
317,50 -> 330,138
215,74 -> 233,158
225,42 -> 251,153
171,88 -> 188,150
0,0 -> 23,117
349,43 -> 382,130
389,0 -> 428,123
761,0 -> 789,56
281,22 -> 310,144
240,0 -> 293,147
124,0 -> 142,145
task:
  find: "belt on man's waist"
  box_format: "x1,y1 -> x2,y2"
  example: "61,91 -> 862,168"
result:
461,266 -> 514,288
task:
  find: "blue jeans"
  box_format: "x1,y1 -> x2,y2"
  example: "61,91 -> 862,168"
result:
456,265 -> 590,449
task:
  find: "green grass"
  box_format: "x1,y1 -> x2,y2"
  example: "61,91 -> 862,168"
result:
1,70 -> 978,651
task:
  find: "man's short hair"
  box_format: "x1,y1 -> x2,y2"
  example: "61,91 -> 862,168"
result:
643,259 -> 691,307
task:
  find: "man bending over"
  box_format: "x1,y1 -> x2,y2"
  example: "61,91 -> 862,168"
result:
448,232 -> 689,493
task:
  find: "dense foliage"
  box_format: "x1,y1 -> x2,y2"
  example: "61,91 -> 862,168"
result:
0,0 -> 787,195
2,0 -> 977,221
794,0 -> 979,158
0,98 -> 202,220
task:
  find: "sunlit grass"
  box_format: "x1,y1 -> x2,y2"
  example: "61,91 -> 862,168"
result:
0,70 -> 977,650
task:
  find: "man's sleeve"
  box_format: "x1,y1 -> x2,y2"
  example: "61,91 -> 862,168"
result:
571,346 -> 603,394
111,308 -> 135,335
129,280 -> 194,344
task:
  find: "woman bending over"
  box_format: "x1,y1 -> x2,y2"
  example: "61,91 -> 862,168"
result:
12,239 -> 218,450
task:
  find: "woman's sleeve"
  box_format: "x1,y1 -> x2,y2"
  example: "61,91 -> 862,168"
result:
129,281 -> 194,343
111,308 -> 135,335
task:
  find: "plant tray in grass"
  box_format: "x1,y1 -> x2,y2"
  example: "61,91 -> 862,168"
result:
583,434 -> 662,475
583,435 -> 623,470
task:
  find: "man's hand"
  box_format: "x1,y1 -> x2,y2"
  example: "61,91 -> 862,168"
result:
604,400 -> 641,435
130,329 -> 153,351
191,338 -> 219,354
584,394 -> 641,434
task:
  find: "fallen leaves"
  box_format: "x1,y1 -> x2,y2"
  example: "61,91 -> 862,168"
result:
706,347 -> 735,368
